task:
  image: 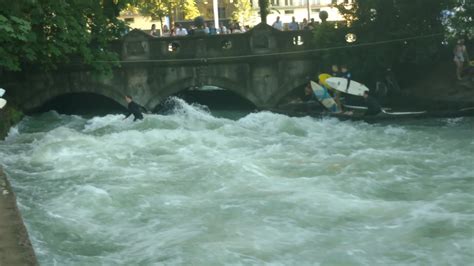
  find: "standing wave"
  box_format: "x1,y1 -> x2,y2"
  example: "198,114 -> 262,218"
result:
0,98 -> 473,265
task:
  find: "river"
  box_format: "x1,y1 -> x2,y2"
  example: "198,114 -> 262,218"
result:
1,98 -> 473,265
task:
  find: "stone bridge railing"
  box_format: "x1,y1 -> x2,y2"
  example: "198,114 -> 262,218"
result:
115,24 -> 314,64
6,23 -> 319,112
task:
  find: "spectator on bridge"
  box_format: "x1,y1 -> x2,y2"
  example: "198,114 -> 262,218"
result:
288,17 -> 299,31
220,23 -> 228,34
231,23 -> 243,33
162,25 -> 171,37
301,18 -> 309,30
170,25 -> 175,36
209,25 -> 217,35
150,24 -> 159,37
191,16 -> 207,36
308,18 -> 316,30
272,16 -> 283,31
175,23 -> 188,36
188,25 -> 196,35
204,23 -> 210,34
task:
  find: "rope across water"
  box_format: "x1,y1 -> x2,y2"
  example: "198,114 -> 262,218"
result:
95,33 -> 444,64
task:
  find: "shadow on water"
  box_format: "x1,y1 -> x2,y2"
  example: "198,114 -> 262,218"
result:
35,93 -> 127,117
34,88 -> 257,119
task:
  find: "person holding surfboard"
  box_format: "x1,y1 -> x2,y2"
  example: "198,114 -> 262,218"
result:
340,65 -> 352,92
318,74 -> 343,112
362,91 -> 381,116
124,95 -> 145,121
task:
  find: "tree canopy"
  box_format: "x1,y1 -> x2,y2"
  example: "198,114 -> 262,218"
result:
312,0 -> 471,85
232,0 -> 253,26
130,0 -> 201,26
0,0 -> 131,72
443,0 -> 474,39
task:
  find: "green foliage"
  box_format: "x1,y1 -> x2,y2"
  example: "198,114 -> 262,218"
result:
183,0 -> 200,20
0,15 -> 32,71
0,0 -> 132,73
312,0 -> 462,85
131,0 -> 201,24
444,0 -> 474,39
232,0 -> 253,26
131,0 -> 169,23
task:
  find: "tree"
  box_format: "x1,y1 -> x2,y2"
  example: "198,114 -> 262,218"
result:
443,0 -> 474,39
313,0 -> 461,85
258,0 -> 269,24
232,0 -> 253,26
182,0 -> 200,20
131,0 -> 170,26
0,0 -> 132,73
131,0 -> 201,27
0,15 -> 32,71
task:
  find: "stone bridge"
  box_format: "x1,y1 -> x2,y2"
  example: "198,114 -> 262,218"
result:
5,23 -> 318,112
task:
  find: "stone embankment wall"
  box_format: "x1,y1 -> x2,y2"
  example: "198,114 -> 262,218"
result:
0,168 -> 38,265
0,108 -> 38,265
0,105 -> 23,140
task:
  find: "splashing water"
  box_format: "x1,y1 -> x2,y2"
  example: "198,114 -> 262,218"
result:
1,98 -> 473,265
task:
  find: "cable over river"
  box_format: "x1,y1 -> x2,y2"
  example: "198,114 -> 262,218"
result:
1,98 -> 473,265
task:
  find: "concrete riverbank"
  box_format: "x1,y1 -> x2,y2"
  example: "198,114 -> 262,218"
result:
0,167 -> 38,265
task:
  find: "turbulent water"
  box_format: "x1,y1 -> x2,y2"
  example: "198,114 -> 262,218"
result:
1,98 -> 473,265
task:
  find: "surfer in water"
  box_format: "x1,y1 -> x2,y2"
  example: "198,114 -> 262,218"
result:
124,95 -> 145,121
362,91 -> 382,116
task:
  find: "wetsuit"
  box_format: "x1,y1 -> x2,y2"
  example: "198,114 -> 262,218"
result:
125,101 -> 144,121
341,71 -> 352,93
364,95 -> 382,116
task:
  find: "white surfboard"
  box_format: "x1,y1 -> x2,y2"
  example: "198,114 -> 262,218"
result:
344,104 -> 392,111
310,81 -> 341,113
0,88 -> 4,97
381,109 -> 426,115
0,98 -> 6,109
326,77 -> 369,96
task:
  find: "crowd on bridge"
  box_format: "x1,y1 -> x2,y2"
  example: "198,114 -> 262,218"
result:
148,22 -> 252,37
146,15 -> 320,37
271,16 -> 319,31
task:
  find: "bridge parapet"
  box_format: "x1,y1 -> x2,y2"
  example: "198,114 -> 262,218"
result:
121,24 -> 313,63
7,23 -> 318,112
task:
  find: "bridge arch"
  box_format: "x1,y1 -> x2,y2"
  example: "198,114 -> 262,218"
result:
146,76 -> 259,110
36,92 -> 127,115
273,76 -> 311,106
20,82 -> 126,113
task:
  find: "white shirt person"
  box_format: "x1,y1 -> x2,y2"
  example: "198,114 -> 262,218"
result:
272,16 -> 283,31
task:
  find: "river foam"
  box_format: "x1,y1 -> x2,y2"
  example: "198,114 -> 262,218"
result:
1,98 -> 473,265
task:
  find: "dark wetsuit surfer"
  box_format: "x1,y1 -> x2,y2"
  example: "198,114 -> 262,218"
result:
124,95 -> 144,121
362,91 -> 382,116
